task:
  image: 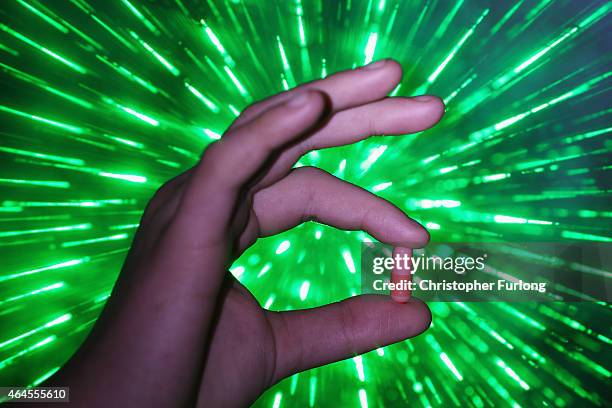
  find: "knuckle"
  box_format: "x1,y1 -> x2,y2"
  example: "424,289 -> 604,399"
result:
201,140 -> 223,159
367,114 -> 379,136
149,181 -> 173,207
226,104 -> 255,130
198,141 -> 226,176
240,102 -> 258,117
298,138 -> 314,155
141,183 -> 171,224
232,100 -> 267,127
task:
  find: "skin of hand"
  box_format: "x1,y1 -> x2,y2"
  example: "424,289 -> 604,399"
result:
39,59 -> 445,407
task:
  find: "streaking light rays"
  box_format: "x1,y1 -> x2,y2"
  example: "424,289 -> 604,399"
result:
0,1 -> 609,407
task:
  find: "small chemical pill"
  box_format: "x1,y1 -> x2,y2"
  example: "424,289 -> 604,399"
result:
391,247 -> 412,303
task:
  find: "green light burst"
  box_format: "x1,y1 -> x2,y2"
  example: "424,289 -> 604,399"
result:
0,1 -> 610,407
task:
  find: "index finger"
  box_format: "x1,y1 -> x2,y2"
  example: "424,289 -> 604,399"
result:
230,59 -> 402,130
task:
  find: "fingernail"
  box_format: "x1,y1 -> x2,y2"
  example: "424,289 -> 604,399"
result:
363,59 -> 388,70
288,92 -> 310,107
413,95 -> 437,102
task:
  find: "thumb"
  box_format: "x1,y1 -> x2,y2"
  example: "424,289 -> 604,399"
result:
265,295 -> 432,383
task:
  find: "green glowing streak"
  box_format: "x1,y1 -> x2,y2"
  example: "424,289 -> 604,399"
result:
439,165 -> 458,174
425,9 -> 489,86
0,146 -> 84,166
131,32 -> 180,77
431,0 -> 464,42
371,181 -> 392,192
0,282 -> 64,306
0,223 -> 91,238
296,2 -> 306,46
95,55 -> 159,94
422,154 -> 440,164
201,18 -> 234,66
263,295 -> 275,309
0,41 -> 18,56
561,127 -> 612,144
16,0 -> 68,34
202,19 -> 225,54
482,173 -> 510,182
104,134 -> 144,149
228,104 -> 240,116
495,18 -> 584,88
272,392 -> 282,408
118,105 -> 159,126
363,32 -> 378,64
358,389 -> 368,408
560,231 -> 612,242
61,233 -> 129,248
470,71 -> 611,143
0,105 -> 85,134
0,259 -> 84,283
308,376 -> 316,407
277,36 -> 296,88
30,367 -> 60,387
120,0 -> 159,34
496,359 -> 530,390
298,281 -> 310,301
493,215 -> 552,225
0,314 -> 71,351
353,355 -> 365,381
444,74 -> 475,104
0,178 -> 69,189
98,172 -> 147,183
275,240 -> 291,255
0,23 -> 86,74
440,352 -> 463,381
360,145 -> 387,172
109,223 -> 140,231
490,0 -> 523,35
494,113 -> 528,131
577,2 -> 612,29
89,14 -> 136,51
185,82 -> 220,112
342,249 -> 356,273
4,199 -> 126,208
224,65 -> 250,98
514,27 -> 577,74
203,128 -> 221,140
0,336 -> 56,370
289,373 -> 299,395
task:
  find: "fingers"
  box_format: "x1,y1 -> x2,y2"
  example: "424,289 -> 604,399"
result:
247,167 -> 429,250
140,170 -> 193,225
251,96 -> 445,187
306,95 -> 445,150
147,95 -> 444,225
177,90 -> 328,223
230,59 -> 402,130
209,90 -> 328,188
267,295 -> 432,382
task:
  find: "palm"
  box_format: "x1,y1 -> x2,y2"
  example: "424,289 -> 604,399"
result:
198,277 -> 276,407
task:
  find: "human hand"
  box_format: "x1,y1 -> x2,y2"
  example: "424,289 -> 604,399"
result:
46,59 -> 445,407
